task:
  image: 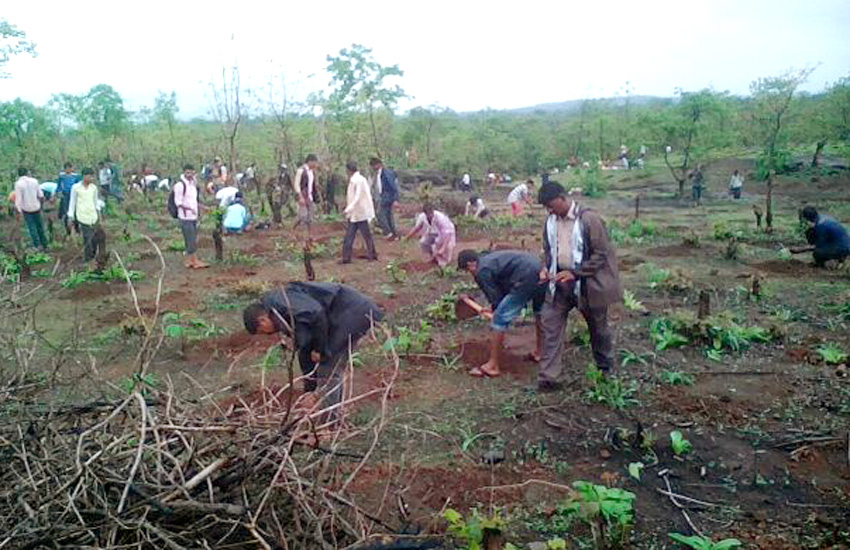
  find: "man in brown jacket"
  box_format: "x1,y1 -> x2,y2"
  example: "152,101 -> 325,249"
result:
536,182 -> 623,391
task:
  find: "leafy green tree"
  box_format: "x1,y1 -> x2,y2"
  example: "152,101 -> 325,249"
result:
324,44 -> 405,159
0,19 -> 36,78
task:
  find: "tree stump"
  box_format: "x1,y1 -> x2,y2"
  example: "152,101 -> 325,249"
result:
697,289 -> 710,319
634,194 -> 640,219
93,226 -> 108,272
751,276 -> 761,299
725,236 -> 739,260
482,528 -> 504,550
213,227 -> 224,262
752,204 -> 763,229
303,246 -> 315,281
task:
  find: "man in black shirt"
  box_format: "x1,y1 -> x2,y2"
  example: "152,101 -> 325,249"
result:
458,249 -> 545,378
243,282 -> 382,410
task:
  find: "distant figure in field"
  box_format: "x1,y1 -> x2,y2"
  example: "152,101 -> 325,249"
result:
293,154 -> 319,240
174,164 -> 209,269
341,161 -> 377,264
796,206 -> 850,267
223,192 -> 252,234
465,195 -> 488,218
458,249 -> 545,378
67,168 -> 102,264
619,144 -> 630,170
689,164 -> 705,206
57,162 -> 81,234
728,170 -> 744,199
406,204 -> 456,268
507,179 -> 535,217
14,168 -> 47,250
461,172 -> 472,192
243,282 -> 383,413
371,157 -> 400,241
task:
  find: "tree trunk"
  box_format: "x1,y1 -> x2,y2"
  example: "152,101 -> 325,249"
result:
213,215 -> 224,261
482,528 -> 504,550
94,226 -> 108,272
634,195 -> 640,220
368,104 -> 381,158
697,290 -> 710,319
811,139 -> 826,168
663,149 -> 686,196
765,172 -> 773,232
303,246 -> 315,281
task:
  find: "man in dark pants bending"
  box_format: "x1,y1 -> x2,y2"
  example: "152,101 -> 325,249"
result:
243,282 -> 382,412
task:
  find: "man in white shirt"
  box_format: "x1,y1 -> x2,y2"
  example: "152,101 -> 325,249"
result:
461,172 -> 471,191
215,184 -> 240,208
14,168 -> 47,250
507,179 -> 535,217
341,161 -> 377,263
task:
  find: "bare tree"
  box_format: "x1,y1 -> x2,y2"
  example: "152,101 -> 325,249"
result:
208,64 -> 247,175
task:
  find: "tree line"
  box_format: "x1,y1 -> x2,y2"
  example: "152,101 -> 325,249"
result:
1,43 -> 848,188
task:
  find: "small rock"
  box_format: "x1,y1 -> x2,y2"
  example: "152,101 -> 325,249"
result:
599,449 -> 611,459
481,449 -> 505,465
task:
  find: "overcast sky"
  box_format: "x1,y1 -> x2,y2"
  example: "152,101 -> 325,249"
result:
2,0 -> 849,119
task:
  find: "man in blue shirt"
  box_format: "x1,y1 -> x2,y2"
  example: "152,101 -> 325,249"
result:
798,206 -> 850,267
370,157 -> 400,240
57,162 -> 81,233
223,192 -> 251,234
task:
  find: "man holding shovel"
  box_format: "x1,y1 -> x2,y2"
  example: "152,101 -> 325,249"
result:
457,250 -> 546,378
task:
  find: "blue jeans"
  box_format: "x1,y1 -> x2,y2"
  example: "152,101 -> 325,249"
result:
23,211 -> 47,249
491,283 -> 545,332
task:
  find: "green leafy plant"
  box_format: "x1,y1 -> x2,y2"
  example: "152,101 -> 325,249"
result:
628,462 -> 644,481
585,366 -> 638,409
815,343 -> 848,365
659,370 -> 694,386
669,533 -> 742,550
650,318 -> 690,351
385,260 -> 406,283
619,349 -> 651,367
443,508 -> 506,550
118,372 -> 159,396
562,481 -> 637,548
382,321 -> 432,354
670,430 -> 693,456
623,289 -> 645,312
425,283 -> 477,322
162,312 -> 225,341
60,267 -> 144,288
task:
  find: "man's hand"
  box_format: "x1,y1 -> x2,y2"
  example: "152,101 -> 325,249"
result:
480,308 -> 493,321
554,270 -> 575,283
538,267 -> 549,282
310,350 -> 321,363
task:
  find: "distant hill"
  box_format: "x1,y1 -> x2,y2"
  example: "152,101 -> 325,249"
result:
502,95 -> 671,115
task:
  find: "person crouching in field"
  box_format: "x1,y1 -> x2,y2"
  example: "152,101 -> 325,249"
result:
174,164 -> 209,269
243,282 -> 383,415
796,206 -> 850,267
536,182 -> 623,391
458,249 -> 545,378
223,192 -> 252,234
67,168 -> 102,264
507,179 -> 535,217
405,204 -> 456,268
341,161 -> 378,263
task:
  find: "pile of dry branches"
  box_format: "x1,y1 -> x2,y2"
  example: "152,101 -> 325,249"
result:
0,239 -> 402,549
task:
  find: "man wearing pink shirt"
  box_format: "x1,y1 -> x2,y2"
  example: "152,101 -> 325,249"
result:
174,164 -> 209,269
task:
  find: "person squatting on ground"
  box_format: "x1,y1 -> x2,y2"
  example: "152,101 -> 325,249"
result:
536,182 -> 623,391
465,195 -> 488,218
371,157 -> 399,240
293,154 -> 318,241
341,161 -> 378,264
406,204 -> 456,268
57,162 -> 81,235
507,179 -> 535,217
243,282 -> 383,416
799,206 -> 850,267
67,168 -> 102,263
174,164 -> 209,269
458,249 -> 545,378
223,192 -> 252,234
14,168 -> 48,250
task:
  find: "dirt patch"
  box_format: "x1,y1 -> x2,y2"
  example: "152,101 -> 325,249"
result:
400,260 -> 433,273
647,243 -> 707,258
458,336 -> 537,380
60,283 -> 119,301
192,331 -> 279,360
751,259 -> 811,275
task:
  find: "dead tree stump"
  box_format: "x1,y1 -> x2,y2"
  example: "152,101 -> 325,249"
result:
213,228 -> 224,262
751,276 -> 761,299
634,194 -> 640,219
697,289 -> 710,319
752,204 -> 763,229
303,246 -> 315,281
93,226 -> 108,272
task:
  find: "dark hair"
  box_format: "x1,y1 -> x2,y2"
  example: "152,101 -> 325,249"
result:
81,168 -> 94,176
306,154 -> 318,163
526,178 -> 535,185
17,167 -> 29,177
801,206 -> 818,223
234,191 -> 243,200
422,203 -> 434,213
457,249 -> 480,270
369,157 -> 383,167
64,162 -> 73,169
469,195 -> 480,203
346,160 -> 358,173
243,303 -> 268,334
538,182 -> 566,205
183,163 -> 195,171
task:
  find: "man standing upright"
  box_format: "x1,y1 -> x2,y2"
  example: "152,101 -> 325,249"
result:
370,157 -> 399,240
98,160 -> 113,201
293,154 -> 318,241
14,168 -> 47,250
536,182 -> 623,391
342,161 -> 378,264
67,168 -> 101,264
174,164 -> 209,269
57,162 -> 81,234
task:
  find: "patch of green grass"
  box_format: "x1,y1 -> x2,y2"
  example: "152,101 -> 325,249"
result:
815,343 -> 848,365
61,266 -> 144,288
585,365 -> 638,409
659,370 -> 694,385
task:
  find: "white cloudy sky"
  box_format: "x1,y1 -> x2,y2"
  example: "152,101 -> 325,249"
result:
2,0 -> 849,118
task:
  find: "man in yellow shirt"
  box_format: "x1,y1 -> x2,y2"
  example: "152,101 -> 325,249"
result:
68,168 -> 102,263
